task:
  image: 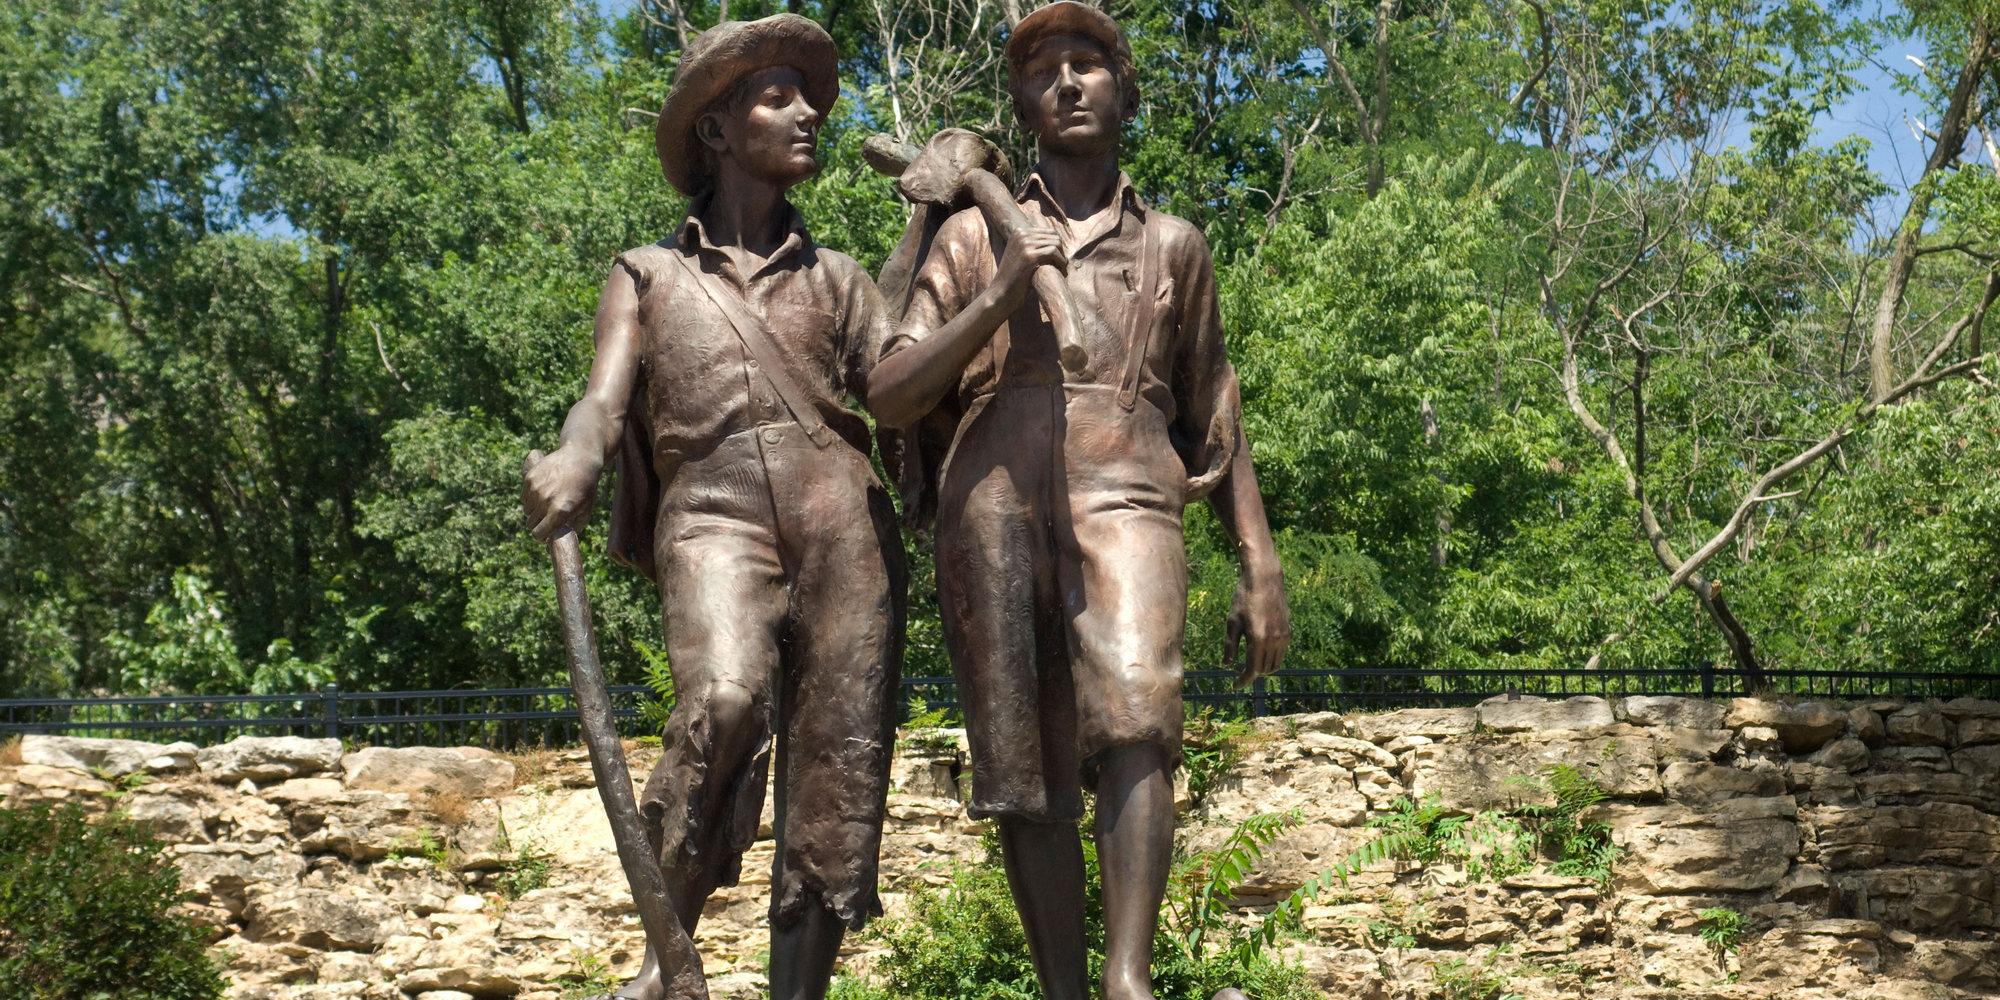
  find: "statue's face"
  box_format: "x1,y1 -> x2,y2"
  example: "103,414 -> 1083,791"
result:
704,65 -> 821,188
1015,33 -> 1122,156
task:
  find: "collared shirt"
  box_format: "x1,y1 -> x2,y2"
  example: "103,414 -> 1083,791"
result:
615,198 -> 894,467
888,170 -> 1242,498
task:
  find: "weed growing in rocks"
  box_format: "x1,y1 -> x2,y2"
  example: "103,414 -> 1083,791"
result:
1428,945 -> 1522,1000
558,949 -> 620,999
493,812 -> 553,898
1697,907 -> 1744,956
389,827 -> 455,874
1181,710 -> 1252,807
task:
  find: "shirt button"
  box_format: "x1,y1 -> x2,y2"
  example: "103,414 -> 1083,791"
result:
763,428 -> 783,444
747,359 -> 759,369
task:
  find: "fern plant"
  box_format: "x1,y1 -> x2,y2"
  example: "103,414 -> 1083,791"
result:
1513,761 -> 1619,886
635,640 -> 676,733
1164,809 -> 1301,961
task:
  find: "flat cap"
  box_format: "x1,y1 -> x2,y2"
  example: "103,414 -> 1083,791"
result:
1004,3 -> 1137,117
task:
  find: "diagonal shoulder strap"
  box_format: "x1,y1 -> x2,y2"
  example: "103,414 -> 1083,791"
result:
1116,218 -> 1163,411
665,249 -> 835,448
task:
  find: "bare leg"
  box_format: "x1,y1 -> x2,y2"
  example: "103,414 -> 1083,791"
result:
996,817 -> 1091,1000
768,895 -> 847,1000
1095,743 -> 1175,1000
616,684 -> 769,1000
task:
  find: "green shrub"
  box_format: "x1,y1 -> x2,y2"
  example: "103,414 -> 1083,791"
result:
843,821 -> 1316,1000
0,802 -> 226,1000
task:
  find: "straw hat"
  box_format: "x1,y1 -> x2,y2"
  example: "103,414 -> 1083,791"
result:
655,14 -> 839,196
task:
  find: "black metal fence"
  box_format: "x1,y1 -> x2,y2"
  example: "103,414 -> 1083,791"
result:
3,666 -> 1996,749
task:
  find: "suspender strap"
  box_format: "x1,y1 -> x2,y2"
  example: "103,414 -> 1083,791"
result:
1116,219 -> 1162,411
666,249 -> 835,449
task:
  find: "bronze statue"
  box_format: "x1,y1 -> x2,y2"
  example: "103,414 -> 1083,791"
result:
522,15 -> 905,1000
867,4 -> 1291,999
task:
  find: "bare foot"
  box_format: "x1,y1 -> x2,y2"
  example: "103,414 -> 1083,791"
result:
1100,967 -> 1157,1000
604,963 -> 663,1000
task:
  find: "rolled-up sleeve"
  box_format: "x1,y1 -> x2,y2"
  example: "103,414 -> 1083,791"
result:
1169,227 -> 1242,502
885,209 -> 982,361
841,258 -> 897,401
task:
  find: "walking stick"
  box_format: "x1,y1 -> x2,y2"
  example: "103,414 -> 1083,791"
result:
534,452 -> 710,1000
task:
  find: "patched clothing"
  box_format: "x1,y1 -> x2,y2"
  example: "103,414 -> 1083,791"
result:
886,172 -> 1242,822
613,201 -> 903,929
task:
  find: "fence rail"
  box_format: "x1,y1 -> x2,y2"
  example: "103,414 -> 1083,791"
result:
3,666 -> 1996,749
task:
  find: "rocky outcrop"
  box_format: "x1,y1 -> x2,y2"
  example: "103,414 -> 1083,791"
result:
5,692 -> 1999,1000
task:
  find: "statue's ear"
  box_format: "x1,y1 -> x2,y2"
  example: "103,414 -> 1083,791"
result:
696,112 -> 729,156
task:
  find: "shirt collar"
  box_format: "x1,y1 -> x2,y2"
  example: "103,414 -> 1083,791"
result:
1018,169 -> 1145,218
674,193 -> 815,276
1018,168 -> 1146,256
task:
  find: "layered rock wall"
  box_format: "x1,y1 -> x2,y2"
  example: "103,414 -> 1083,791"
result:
2,694 -> 1996,1000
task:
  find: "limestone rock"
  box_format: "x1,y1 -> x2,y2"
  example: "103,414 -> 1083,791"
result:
1957,716 -> 2000,746
1407,729 -> 1660,812
1343,707 -> 1476,744
1809,738 -> 1871,772
1298,731 -> 1400,770
125,791 -> 211,843
9,762 -> 114,797
1662,761 -> 1785,804
1849,706 -> 1887,747
20,734 -> 197,776
244,885 -> 406,951
341,747 -> 516,799
1600,797 -> 1800,892
1621,696 -> 1726,730
290,789 -> 426,861
1886,705 -> 1952,748
1907,938 -> 1999,990
1726,700 -> 1848,753
1477,695 -> 1615,733
1940,697 -> 2000,719
200,737 -> 344,784
1813,802 -> 2000,870
177,840 -> 308,917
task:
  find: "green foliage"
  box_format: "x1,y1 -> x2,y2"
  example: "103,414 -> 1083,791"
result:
0,803 -> 226,1000
1248,761 -> 1618,959
848,818 -> 1316,1000
4,0 -> 1999,698
852,846 -> 1046,1000
493,813 -> 553,899
1518,762 -> 1620,887
557,949 -> 620,999
389,827 -> 455,874
1179,710 -> 1250,806
1164,809 -> 1301,961
1428,946 -> 1524,1000
636,640 -> 676,735
1698,907 -> 1745,955
900,697 -> 961,756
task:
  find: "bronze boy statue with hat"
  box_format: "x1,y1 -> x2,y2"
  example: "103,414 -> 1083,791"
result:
869,3 -> 1292,999
522,14 -> 904,1000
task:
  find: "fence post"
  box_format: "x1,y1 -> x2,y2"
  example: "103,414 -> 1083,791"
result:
1699,661 -> 1714,699
1252,675 -> 1267,718
322,683 -> 340,740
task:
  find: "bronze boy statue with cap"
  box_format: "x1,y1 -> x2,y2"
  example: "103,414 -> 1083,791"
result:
522,14 -> 903,1000
868,4 -> 1291,999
